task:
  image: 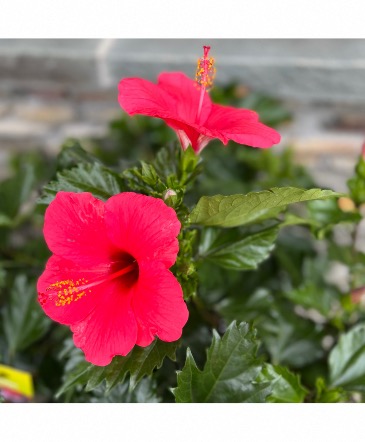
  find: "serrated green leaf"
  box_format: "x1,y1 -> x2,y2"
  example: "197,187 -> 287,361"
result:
86,339 -> 179,392
55,360 -> 91,399
203,226 -> 278,270
1,274 -> 51,356
56,339 -> 179,399
329,324 -> 365,392
90,377 -> 161,403
57,139 -> 102,170
260,364 -> 308,403
173,321 -> 271,403
152,144 -> 202,188
38,163 -> 125,205
190,187 -> 342,227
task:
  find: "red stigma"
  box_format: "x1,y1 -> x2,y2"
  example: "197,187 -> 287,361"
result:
203,45 -> 211,58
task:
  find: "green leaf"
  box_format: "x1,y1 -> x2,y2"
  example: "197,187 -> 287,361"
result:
177,145 -> 202,186
202,226 -> 278,271
1,275 -> 51,356
348,154 -> 365,204
57,139 -> 102,170
217,290 -> 325,369
86,339 -> 179,392
315,377 -> 348,403
280,212 -> 320,228
0,159 -> 36,219
39,163 -> 125,205
56,360 -> 91,400
153,144 -> 202,187
305,199 -> 361,238
173,229 -> 198,300
260,305 -> 325,368
173,321 -> 271,403
57,339 -> 179,398
329,324 -> 365,392
190,187 -> 343,227
90,377 -> 161,403
259,364 -> 308,403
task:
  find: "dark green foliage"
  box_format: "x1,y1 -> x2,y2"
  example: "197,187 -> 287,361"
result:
173,322 -> 271,403
57,339 -> 179,399
1,274 -> 51,359
1,84 -> 365,403
329,324 -> 365,392
39,163 -> 125,205
198,225 -> 278,270
259,364 -> 308,403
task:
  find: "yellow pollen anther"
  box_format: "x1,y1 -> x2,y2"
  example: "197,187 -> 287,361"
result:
195,46 -> 216,91
46,278 -> 89,307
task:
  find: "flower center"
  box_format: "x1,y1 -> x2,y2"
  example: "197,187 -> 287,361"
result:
195,45 -> 216,122
41,252 -> 139,307
110,251 -> 139,288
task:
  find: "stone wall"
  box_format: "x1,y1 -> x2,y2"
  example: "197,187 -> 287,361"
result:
0,39 -> 364,190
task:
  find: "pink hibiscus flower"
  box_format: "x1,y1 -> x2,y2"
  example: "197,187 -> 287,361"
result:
37,191 -> 189,366
118,46 -> 281,154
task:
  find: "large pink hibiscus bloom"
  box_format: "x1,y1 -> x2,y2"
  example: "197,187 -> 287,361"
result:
118,46 -> 281,154
37,191 -> 188,366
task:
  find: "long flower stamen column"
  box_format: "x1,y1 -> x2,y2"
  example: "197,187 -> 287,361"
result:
195,45 -> 216,124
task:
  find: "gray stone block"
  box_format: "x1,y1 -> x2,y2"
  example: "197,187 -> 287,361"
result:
108,39 -> 365,104
13,99 -> 75,124
0,39 -> 100,86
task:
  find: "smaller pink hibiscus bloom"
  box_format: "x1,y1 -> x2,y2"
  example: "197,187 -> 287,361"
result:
118,46 -> 281,154
37,191 -> 188,366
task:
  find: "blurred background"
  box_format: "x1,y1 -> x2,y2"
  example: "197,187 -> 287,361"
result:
0,39 -> 364,191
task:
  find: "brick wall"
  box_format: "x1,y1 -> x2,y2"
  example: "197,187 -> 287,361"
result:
0,39 -> 364,190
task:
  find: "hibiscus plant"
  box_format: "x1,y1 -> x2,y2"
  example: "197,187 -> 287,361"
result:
1,46 -> 365,403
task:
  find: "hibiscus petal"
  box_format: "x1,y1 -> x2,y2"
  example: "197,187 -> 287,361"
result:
71,280 -> 137,366
132,261 -> 189,347
44,192 -> 116,266
204,104 -> 281,148
158,72 -> 212,124
37,255 -> 111,326
118,77 -> 176,120
105,193 -> 181,268
163,118 -> 203,152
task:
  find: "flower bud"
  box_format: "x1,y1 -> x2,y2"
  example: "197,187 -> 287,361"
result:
163,189 -> 177,200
